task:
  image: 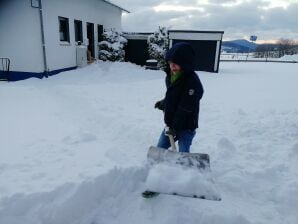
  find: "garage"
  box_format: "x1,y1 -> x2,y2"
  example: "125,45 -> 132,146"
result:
169,30 -> 224,73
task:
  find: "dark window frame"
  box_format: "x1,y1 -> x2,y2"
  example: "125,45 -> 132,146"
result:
31,0 -> 40,8
97,24 -> 104,42
74,20 -> 83,43
58,16 -> 70,42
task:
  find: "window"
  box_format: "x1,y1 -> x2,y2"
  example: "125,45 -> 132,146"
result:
98,25 -> 103,42
31,0 -> 40,8
59,17 -> 70,42
74,20 -> 83,43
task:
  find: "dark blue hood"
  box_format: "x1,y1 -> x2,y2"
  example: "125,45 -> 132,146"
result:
165,42 -> 196,73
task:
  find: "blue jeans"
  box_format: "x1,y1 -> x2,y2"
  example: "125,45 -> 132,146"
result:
157,129 -> 196,153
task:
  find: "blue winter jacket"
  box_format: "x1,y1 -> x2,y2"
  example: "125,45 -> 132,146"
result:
162,42 -> 204,132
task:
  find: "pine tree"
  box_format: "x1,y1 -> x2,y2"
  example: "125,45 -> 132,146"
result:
147,26 -> 169,70
98,29 -> 127,62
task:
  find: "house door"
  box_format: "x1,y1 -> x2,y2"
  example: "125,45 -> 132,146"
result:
87,22 -> 95,58
172,39 -> 217,72
125,39 -> 149,66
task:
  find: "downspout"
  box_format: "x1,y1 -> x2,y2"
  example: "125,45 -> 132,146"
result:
38,0 -> 48,77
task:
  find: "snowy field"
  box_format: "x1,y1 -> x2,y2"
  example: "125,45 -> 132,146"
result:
0,61 -> 298,224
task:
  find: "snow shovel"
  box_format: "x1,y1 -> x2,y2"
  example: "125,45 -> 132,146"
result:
144,130 -> 221,200
147,129 -> 210,170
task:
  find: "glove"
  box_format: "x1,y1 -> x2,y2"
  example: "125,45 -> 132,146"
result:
165,127 -> 176,138
154,99 -> 164,110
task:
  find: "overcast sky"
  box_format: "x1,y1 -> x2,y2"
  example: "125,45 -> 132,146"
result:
111,0 -> 298,43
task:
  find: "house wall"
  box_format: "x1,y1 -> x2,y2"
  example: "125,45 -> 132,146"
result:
43,0 -> 122,72
0,0 -> 122,75
0,0 -> 44,73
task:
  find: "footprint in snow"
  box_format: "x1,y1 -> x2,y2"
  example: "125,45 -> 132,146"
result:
217,137 -> 237,157
62,133 -> 97,145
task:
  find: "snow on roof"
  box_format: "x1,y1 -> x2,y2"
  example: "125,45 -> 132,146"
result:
169,30 -> 224,34
101,0 -> 130,13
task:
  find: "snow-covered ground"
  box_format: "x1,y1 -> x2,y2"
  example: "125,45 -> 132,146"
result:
280,54 -> 298,61
0,61 -> 298,224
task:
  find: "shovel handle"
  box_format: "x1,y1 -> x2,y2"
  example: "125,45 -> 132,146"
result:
168,134 -> 177,152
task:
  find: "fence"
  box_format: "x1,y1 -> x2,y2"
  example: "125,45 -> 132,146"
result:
254,47 -> 298,59
0,58 -> 10,80
1,58 -> 10,72
220,52 -> 298,63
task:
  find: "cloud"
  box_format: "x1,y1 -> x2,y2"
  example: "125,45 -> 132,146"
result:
112,0 -> 298,40
262,3 -> 298,29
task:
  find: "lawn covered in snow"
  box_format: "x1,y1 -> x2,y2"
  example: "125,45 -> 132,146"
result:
0,61 -> 298,224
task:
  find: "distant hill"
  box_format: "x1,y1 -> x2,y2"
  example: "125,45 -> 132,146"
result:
222,39 -> 257,53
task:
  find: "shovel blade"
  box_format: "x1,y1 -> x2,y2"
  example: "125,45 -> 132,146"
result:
147,146 -> 210,169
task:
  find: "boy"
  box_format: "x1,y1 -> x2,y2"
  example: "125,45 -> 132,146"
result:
155,42 -> 204,153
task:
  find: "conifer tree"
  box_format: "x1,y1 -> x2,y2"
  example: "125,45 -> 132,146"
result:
147,27 -> 169,70
98,29 -> 127,62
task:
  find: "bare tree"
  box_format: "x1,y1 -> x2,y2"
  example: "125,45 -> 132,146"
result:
254,39 -> 298,58
254,44 -> 277,58
277,38 -> 296,56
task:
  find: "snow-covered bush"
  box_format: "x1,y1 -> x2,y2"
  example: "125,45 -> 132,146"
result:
147,26 -> 169,70
98,29 -> 127,62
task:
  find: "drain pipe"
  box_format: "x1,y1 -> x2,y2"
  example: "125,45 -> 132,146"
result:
38,0 -> 48,77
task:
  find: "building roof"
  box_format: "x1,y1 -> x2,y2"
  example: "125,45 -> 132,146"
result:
102,0 -> 130,13
123,32 -> 153,40
169,30 -> 224,34
169,30 -> 224,41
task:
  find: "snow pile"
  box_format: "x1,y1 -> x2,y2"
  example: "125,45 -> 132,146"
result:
0,167 -> 148,224
0,61 -> 298,224
279,54 -> 298,61
145,163 -> 221,200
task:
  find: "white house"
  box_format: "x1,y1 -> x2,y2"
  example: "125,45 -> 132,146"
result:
0,0 -> 129,81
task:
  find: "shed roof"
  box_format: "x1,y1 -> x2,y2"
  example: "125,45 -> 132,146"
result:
169,30 -> 224,41
123,32 -> 154,40
169,30 -> 224,34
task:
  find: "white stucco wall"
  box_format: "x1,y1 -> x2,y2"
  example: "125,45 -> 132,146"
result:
43,0 -> 122,71
0,0 -> 122,73
0,0 -> 44,73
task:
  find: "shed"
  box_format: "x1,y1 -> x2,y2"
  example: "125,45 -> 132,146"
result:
168,30 -> 224,73
124,32 -> 153,66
